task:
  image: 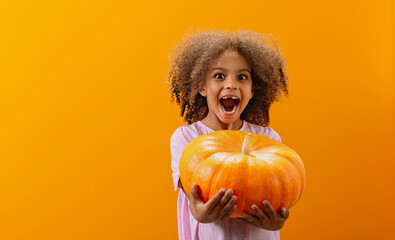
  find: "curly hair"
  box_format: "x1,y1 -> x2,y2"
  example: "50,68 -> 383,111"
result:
167,29 -> 288,126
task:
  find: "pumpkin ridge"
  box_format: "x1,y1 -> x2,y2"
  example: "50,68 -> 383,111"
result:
272,151 -> 305,203
269,151 -> 305,208
274,171 -> 283,211
264,148 -> 304,176
272,166 -> 287,211
208,152 -> 247,218
217,131 -> 244,151
254,157 -> 283,212
260,150 -> 304,181
206,153 -> 232,202
239,156 -> 250,217
187,151 -> 220,201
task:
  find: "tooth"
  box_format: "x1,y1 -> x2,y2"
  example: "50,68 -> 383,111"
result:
222,97 -> 228,100
232,97 -> 237,99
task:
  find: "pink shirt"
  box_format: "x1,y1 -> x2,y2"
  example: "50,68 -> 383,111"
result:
170,120 -> 282,240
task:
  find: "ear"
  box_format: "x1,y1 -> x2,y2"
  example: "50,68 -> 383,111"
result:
199,86 -> 207,97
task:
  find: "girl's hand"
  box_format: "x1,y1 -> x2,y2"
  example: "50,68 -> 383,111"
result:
236,200 -> 289,231
187,183 -> 237,223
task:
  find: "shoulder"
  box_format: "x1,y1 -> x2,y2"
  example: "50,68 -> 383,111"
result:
244,121 -> 282,143
170,122 -> 201,146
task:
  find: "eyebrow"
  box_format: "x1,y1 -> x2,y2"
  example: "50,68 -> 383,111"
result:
210,67 -> 251,73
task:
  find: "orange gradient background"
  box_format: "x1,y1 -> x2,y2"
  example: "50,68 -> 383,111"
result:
1,0 -> 394,239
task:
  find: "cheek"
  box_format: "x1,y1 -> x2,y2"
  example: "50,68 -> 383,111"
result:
242,95 -> 253,108
206,93 -> 218,107
207,88 -> 219,100
242,98 -> 250,108
244,86 -> 254,99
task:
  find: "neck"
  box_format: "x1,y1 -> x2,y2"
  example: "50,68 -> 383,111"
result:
200,117 -> 243,131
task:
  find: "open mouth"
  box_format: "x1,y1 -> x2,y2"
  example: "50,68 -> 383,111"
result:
219,96 -> 240,114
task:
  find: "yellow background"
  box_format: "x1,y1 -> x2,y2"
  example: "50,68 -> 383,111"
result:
1,0 -> 394,239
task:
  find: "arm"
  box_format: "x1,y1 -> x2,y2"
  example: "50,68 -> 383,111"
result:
180,180 -> 237,223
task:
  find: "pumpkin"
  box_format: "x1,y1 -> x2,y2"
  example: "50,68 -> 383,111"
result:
179,130 -> 306,218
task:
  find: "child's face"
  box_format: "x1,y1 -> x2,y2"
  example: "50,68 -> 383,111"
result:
200,50 -> 254,125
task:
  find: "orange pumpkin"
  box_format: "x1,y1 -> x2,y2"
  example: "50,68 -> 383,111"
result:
179,130 -> 306,218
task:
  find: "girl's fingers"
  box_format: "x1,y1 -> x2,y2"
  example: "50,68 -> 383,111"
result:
251,205 -> 269,222
205,188 -> 226,210
280,208 -> 289,219
212,189 -> 233,211
219,189 -> 234,205
190,183 -> 204,203
262,200 -> 276,219
218,195 -> 237,219
220,204 -> 237,220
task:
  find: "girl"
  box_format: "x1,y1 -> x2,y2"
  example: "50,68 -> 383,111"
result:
168,29 -> 289,240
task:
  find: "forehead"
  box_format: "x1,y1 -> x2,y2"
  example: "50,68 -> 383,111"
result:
210,50 -> 251,70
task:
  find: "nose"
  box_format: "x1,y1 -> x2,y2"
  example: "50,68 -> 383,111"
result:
224,75 -> 238,90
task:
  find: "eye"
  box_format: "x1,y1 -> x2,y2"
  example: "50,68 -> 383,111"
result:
238,74 -> 247,80
214,73 -> 225,79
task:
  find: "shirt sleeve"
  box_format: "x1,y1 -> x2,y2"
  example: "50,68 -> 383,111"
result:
268,127 -> 282,143
274,131 -> 282,143
170,127 -> 191,191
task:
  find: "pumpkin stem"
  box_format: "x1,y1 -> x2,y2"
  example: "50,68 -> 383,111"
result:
241,133 -> 253,154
